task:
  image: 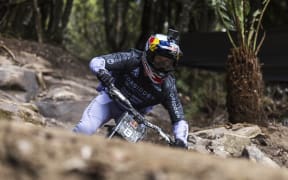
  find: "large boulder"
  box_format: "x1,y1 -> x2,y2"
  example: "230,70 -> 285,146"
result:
35,77 -> 97,125
0,65 -> 39,102
36,100 -> 90,125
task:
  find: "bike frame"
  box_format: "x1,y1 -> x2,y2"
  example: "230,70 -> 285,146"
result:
106,84 -> 174,145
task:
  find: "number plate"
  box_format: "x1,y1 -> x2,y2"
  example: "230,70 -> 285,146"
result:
115,112 -> 146,143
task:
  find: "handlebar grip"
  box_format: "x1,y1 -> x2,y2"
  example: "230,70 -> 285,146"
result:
108,83 -> 115,89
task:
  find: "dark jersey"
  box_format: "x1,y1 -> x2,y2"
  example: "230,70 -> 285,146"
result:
91,49 -> 185,124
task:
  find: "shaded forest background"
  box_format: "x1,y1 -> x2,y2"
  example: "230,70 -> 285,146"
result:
0,0 -> 288,122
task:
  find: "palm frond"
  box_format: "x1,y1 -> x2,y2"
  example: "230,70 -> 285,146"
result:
215,0 -> 237,47
253,0 -> 271,54
215,0 -> 235,30
212,0 -> 270,54
247,9 -> 261,49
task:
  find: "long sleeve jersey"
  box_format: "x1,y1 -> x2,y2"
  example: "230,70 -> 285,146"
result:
89,48 -> 185,124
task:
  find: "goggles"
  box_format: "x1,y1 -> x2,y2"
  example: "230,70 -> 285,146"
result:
151,55 -> 175,72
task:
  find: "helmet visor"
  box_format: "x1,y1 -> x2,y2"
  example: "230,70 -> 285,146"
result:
152,55 -> 175,72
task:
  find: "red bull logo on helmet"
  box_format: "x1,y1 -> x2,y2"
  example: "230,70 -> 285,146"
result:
148,36 -> 160,52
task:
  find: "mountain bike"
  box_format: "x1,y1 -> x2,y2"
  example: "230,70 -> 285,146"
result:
105,84 -> 174,145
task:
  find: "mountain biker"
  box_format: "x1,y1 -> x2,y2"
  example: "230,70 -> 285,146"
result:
73,30 -> 189,148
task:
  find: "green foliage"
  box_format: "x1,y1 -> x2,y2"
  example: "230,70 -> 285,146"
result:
211,0 -> 270,54
0,0 -> 73,43
175,68 -> 226,119
65,0 -> 141,60
65,0 -> 105,59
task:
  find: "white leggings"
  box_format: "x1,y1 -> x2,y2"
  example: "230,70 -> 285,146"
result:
73,92 -> 123,135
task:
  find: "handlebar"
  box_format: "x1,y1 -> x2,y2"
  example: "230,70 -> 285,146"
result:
107,84 -> 133,109
106,84 -> 174,145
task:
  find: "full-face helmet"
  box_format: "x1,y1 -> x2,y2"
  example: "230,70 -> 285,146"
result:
142,29 -> 182,84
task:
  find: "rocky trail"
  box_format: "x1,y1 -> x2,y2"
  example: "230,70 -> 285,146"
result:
1,37 -> 288,179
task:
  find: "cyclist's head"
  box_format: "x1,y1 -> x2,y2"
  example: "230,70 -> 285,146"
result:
142,29 -> 182,84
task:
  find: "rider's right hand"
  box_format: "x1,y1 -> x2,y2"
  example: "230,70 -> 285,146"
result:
96,69 -> 114,87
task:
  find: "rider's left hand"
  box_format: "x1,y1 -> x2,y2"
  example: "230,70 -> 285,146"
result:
172,138 -> 188,149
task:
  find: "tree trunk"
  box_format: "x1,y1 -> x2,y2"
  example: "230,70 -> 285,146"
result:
33,0 -> 43,43
226,47 -> 266,126
103,0 -> 130,51
135,0 -> 153,50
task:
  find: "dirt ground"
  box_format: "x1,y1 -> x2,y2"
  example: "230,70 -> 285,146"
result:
1,36 -> 288,169
258,124 -> 288,167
